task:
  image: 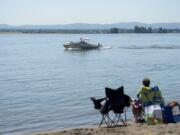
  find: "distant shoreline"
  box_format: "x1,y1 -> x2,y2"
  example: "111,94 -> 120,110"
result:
1,26 -> 180,34
0,26 -> 180,34
0,31 -> 180,34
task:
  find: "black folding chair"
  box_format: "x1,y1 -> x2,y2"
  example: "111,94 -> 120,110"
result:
90,86 -> 131,127
105,86 -> 131,126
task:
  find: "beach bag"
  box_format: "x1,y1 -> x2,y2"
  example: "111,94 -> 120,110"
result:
163,101 -> 180,123
170,101 -> 180,122
172,105 -> 180,122
145,104 -> 163,125
163,105 -> 174,123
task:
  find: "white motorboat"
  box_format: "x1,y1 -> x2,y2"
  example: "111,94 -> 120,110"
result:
63,38 -> 102,50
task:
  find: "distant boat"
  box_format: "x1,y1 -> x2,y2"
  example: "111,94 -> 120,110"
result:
63,38 -> 103,50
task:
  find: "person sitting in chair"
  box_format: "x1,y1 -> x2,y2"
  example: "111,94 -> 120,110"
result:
137,78 -> 164,107
132,78 -> 164,122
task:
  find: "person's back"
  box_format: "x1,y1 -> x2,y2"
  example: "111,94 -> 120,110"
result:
137,78 -> 153,106
137,78 -> 164,107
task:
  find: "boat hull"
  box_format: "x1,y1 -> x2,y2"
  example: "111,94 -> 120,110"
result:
63,41 -> 101,50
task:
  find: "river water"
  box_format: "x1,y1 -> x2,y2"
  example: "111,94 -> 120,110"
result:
0,33 -> 180,135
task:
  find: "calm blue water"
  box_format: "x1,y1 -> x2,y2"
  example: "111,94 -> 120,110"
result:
0,34 -> 180,135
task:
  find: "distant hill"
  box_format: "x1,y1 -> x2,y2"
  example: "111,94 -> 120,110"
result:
1,22 -> 180,29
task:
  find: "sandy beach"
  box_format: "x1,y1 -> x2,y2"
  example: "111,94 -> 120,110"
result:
31,121 -> 180,135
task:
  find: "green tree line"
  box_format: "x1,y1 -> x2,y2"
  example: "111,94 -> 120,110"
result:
0,26 -> 180,34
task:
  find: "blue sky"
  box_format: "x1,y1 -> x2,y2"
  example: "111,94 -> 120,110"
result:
0,0 -> 179,25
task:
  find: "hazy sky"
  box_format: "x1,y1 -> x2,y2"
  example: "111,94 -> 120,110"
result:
0,0 -> 179,25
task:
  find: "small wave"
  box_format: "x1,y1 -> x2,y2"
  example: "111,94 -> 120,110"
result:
101,46 -> 112,49
120,46 -> 143,49
119,45 -> 180,49
149,45 -> 180,49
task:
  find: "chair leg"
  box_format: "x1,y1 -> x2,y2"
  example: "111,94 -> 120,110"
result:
110,114 -> 118,126
107,114 -> 111,126
104,115 -> 109,126
99,115 -> 105,127
111,114 -> 122,126
112,113 -> 127,126
124,108 -> 127,126
118,114 -> 126,126
99,112 -> 127,128
99,114 -> 111,127
116,114 -> 120,125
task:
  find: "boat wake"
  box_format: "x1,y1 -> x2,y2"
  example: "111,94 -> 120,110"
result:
101,46 -> 112,49
149,45 -> 180,49
119,45 -> 180,49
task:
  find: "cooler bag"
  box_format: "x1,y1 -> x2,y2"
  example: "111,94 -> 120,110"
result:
163,103 -> 180,123
172,105 -> 180,122
163,105 -> 174,123
145,104 -> 163,125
